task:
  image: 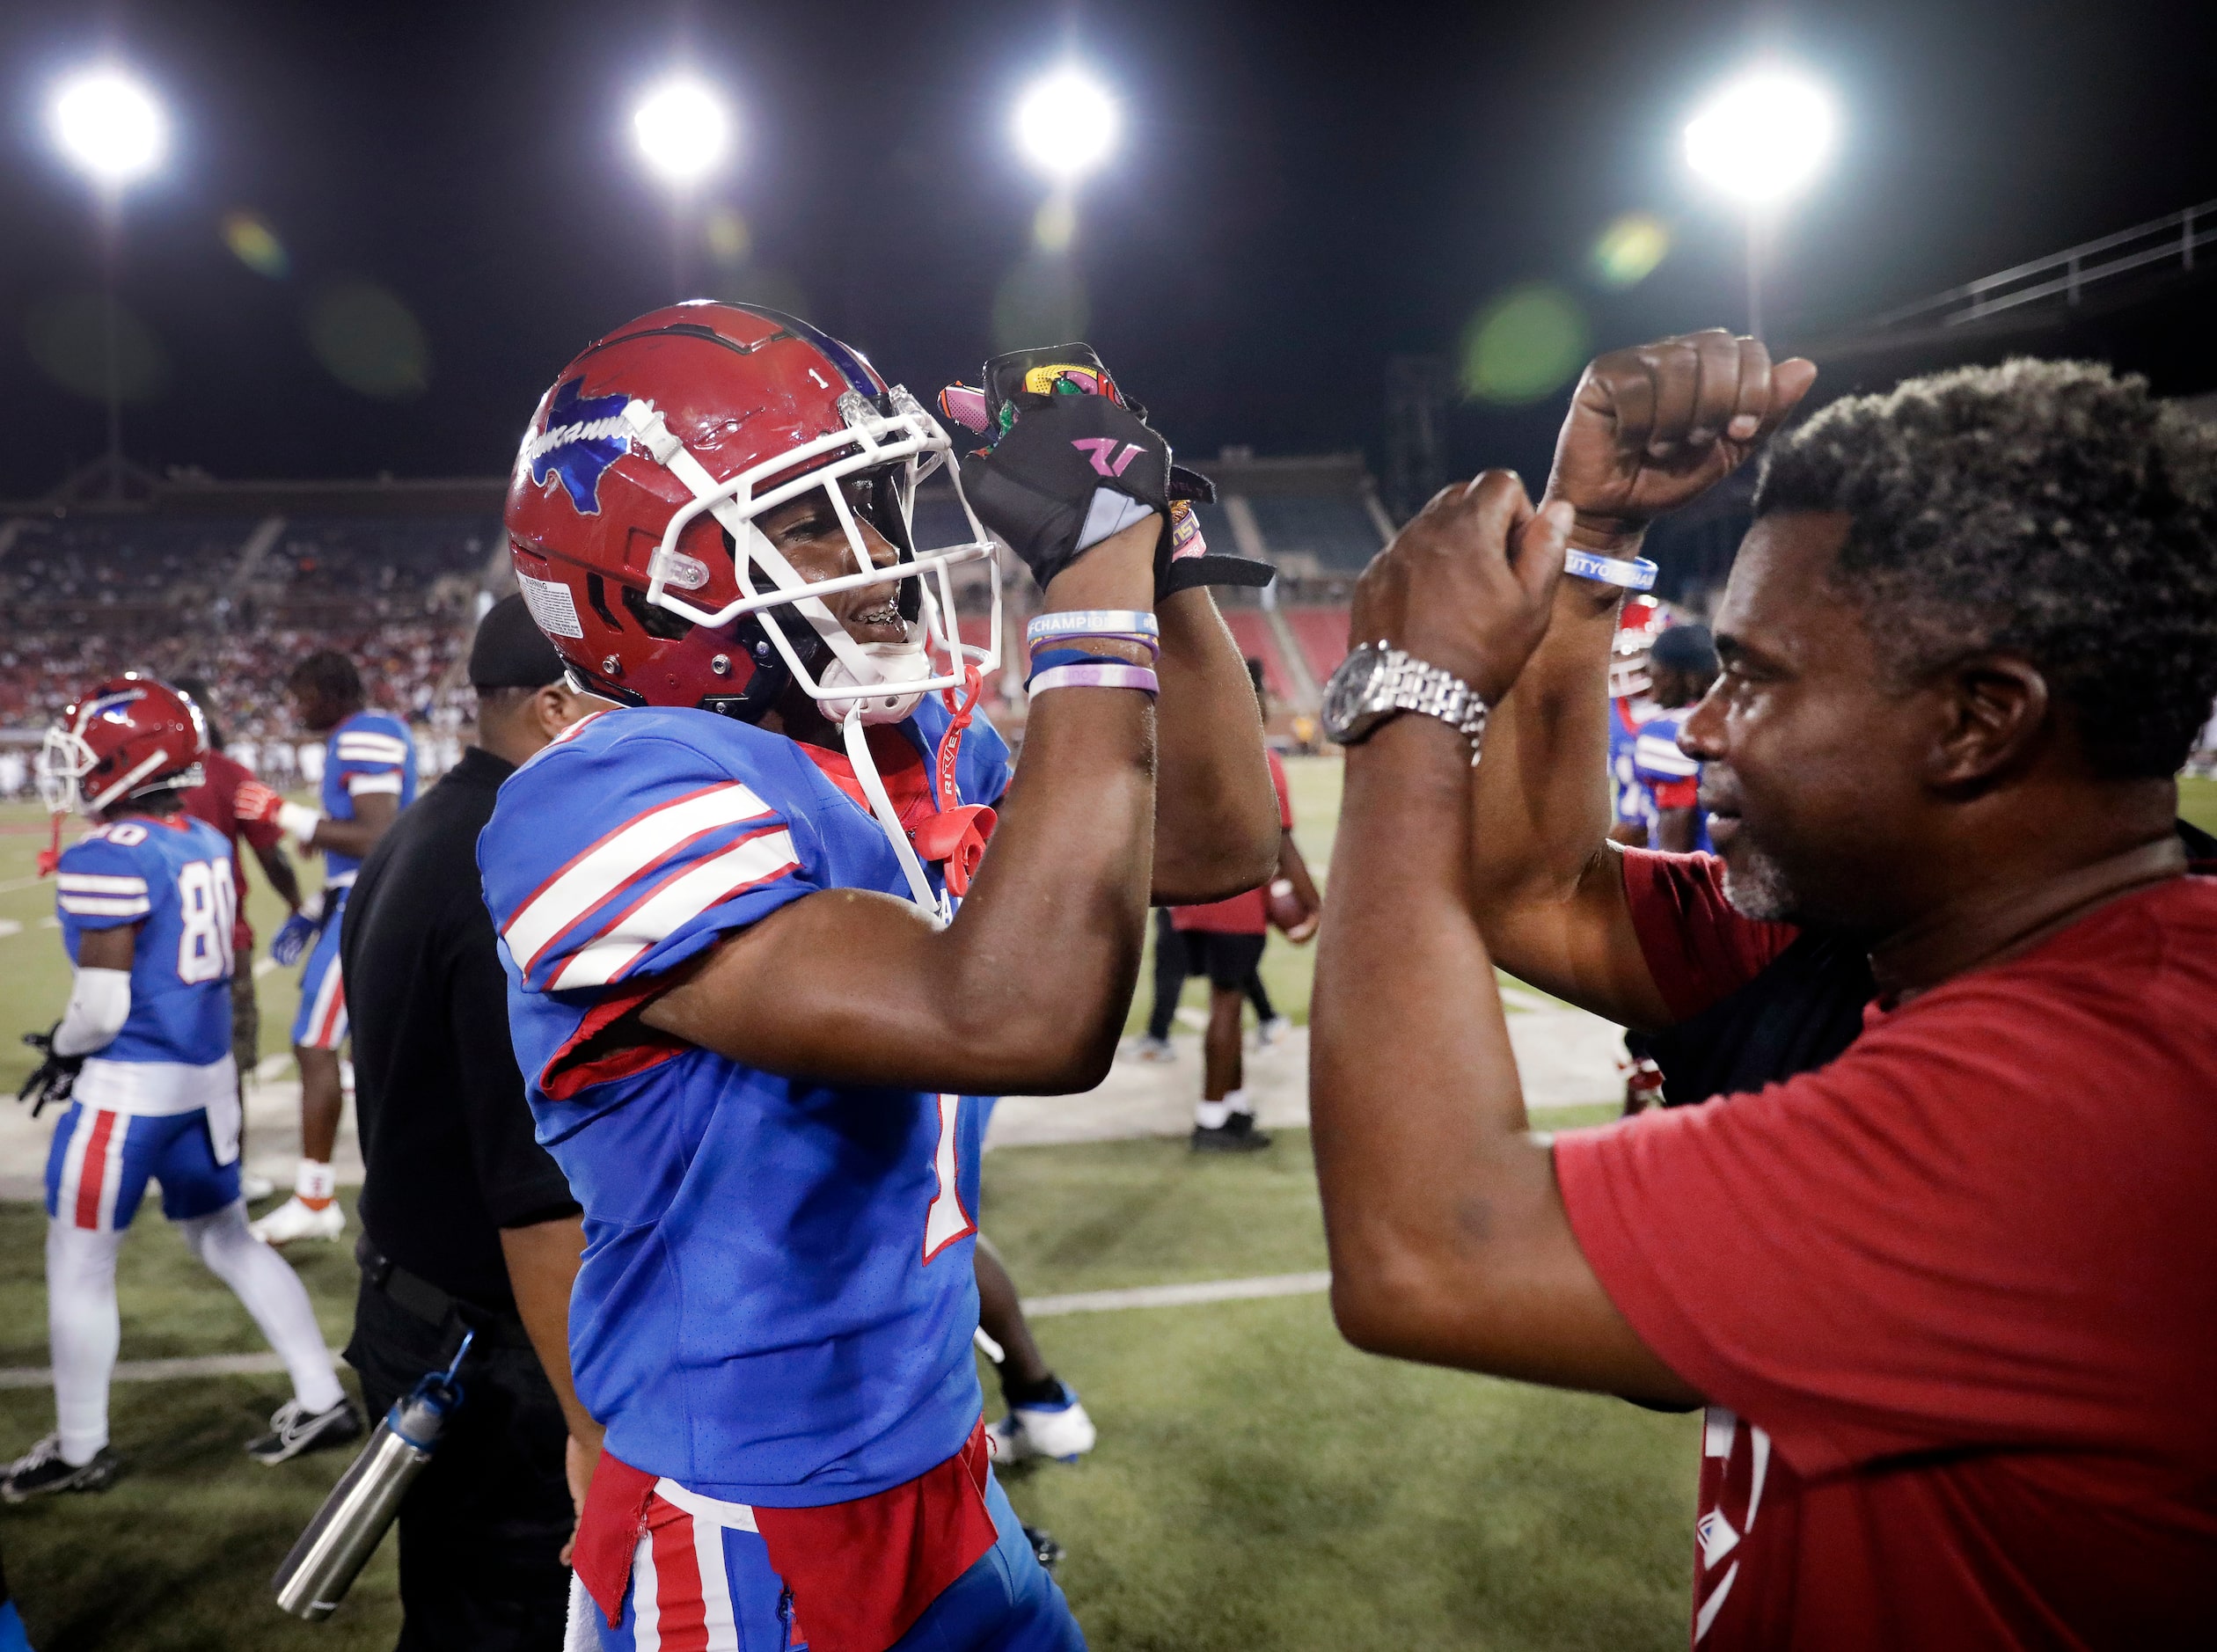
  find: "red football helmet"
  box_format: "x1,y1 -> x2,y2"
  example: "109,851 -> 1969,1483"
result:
1610,595 -> 1667,701
39,674 -> 208,817
503,301 -> 999,727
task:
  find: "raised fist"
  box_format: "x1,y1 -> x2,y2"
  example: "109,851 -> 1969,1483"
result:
1542,330 -> 1816,554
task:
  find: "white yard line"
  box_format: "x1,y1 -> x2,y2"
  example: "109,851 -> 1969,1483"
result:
0,1272 -> 1339,1389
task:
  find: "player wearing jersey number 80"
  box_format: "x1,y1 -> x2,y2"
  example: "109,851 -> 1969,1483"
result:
6,676 -> 360,1508
483,303 -> 1280,1651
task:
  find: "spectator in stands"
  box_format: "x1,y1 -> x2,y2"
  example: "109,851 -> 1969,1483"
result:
176,677 -> 304,1202
1311,336 -> 2217,1648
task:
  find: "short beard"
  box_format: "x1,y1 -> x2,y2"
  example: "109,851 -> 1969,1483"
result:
1721,837 -> 1798,924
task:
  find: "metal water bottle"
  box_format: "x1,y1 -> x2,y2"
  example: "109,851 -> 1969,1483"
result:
272,1331 -> 472,1620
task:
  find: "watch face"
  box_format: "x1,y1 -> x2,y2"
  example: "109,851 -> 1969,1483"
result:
1321,643 -> 1384,742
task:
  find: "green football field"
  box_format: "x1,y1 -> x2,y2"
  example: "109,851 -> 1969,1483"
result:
3,770 -> 2214,1648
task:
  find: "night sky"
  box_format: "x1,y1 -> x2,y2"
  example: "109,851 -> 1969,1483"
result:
3,0 -> 2213,501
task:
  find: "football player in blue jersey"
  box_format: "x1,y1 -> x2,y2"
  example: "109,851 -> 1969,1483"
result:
1605,596 -> 1662,847
1628,623 -> 1722,854
238,651 -> 418,1245
483,307 -> 1279,1650
5,676 -> 361,1502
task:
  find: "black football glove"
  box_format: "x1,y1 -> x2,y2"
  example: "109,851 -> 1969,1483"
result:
943,344 -> 1275,597
18,1026 -> 84,1119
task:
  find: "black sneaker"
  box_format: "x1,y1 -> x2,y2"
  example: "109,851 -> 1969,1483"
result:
1,1434 -> 120,1502
1190,1112 -> 1271,1153
1023,1524 -> 1065,1572
246,1397 -> 363,1466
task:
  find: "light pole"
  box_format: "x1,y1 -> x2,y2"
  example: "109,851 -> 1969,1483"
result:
48,65 -> 167,499
1683,66 -> 1835,340
633,76 -> 734,300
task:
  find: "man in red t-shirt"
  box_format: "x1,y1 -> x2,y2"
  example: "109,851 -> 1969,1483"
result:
177,680 -> 304,1120
1171,735 -> 1318,1151
1308,332 -> 2217,1648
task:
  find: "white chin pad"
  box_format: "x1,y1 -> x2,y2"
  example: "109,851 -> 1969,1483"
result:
816,637 -> 933,725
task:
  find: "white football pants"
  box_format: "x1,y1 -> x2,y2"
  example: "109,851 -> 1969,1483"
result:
48,1199 -> 343,1465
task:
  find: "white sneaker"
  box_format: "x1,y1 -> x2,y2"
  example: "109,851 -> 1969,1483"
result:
249,1196 -> 345,1246
987,1383 -> 1098,1465
1127,1035 -> 1176,1064
1255,1015 -> 1292,1049
239,1172 -> 277,1202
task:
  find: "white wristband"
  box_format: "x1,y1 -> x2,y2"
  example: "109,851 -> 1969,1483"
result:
276,801 -> 324,847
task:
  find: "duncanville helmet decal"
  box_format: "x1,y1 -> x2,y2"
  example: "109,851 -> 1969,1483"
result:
525,377 -> 634,515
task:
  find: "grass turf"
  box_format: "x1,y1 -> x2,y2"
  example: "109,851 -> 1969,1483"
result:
0,1121 -> 1700,1651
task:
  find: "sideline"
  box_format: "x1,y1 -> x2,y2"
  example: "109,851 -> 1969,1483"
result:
0,1272 -> 1336,1390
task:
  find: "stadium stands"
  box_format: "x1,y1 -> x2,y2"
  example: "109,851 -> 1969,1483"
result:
0,445 -> 1393,796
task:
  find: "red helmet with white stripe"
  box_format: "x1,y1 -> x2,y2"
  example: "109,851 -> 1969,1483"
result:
1611,595 -> 1667,700
39,675 -> 208,817
503,300 -> 999,726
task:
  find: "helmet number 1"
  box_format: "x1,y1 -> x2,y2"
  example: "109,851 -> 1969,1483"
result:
920,1093 -> 975,1264
176,859 -> 238,986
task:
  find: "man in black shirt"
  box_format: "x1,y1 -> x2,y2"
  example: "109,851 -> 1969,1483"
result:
340,596 -> 597,1650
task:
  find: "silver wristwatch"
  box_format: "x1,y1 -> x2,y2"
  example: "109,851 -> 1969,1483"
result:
1320,641 -> 1490,764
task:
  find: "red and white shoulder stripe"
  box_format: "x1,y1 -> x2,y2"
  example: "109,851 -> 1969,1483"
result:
501,781 -> 799,992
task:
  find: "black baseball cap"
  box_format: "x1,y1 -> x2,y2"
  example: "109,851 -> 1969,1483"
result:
469,593 -> 567,691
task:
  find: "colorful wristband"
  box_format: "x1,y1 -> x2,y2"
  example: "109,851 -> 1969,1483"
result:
1028,610 -> 1160,646
1563,549 -> 1658,591
1028,645 -> 1141,679
1028,662 -> 1160,697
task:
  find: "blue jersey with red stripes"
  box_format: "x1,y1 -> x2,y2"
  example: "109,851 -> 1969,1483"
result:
1608,697 -> 1654,830
55,813 -> 237,1067
478,695 -> 1011,1506
1630,705 -> 1713,853
319,709 -> 417,885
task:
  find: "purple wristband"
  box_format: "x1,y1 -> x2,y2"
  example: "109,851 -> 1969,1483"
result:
1027,662 -> 1160,697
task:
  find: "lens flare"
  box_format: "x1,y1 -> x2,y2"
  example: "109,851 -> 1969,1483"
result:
703,206 -> 750,266
307,280 -> 430,398
1591,214 -> 1670,289
1460,284 -> 1591,405
223,212 -> 290,279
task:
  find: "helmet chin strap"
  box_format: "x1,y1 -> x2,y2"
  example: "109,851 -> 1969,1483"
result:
840,707 -> 950,925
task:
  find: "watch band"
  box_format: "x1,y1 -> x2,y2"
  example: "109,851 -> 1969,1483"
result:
1563,548 -> 1658,591
1373,646 -> 1491,765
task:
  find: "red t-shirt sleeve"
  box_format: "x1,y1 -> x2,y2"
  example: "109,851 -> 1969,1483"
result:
1619,848 -> 1797,1021
1556,898 -> 2213,1480
1267,749 -> 1294,831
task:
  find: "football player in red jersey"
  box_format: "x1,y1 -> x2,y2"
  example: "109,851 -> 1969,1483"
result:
484,306 -> 1278,1650
175,676 -> 304,1198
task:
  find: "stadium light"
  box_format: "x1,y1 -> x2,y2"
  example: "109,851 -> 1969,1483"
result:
1013,68 -> 1118,181
49,65 -> 167,189
1683,67 -> 1835,206
1683,64 -> 1836,340
633,77 -> 733,187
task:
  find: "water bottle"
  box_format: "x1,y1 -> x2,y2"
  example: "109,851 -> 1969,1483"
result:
271,1331 -> 472,1620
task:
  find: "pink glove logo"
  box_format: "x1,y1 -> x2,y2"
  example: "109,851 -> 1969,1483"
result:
1072,438 -> 1144,478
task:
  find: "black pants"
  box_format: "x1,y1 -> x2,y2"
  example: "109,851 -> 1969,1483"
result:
1146,908 -> 1275,1040
346,1279 -> 573,1652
